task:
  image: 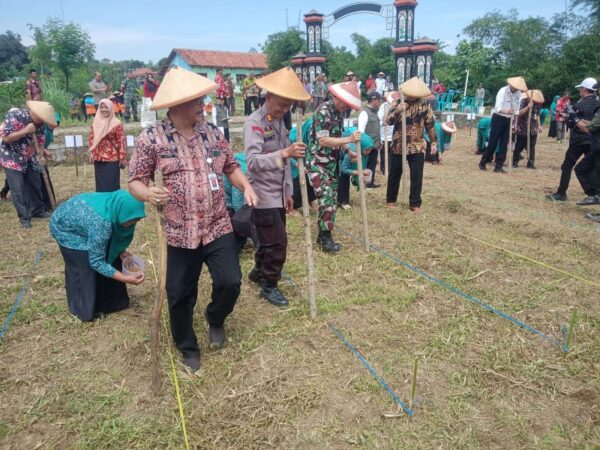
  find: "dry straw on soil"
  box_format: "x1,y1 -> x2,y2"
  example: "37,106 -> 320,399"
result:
0,129 -> 599,449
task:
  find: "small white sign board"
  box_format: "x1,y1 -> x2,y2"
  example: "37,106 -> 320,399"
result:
467,113 -> 476,120
75,135 -> 83,147
65,135 -> 75,148
126,135 -> 135,147
445,114 -> 455,122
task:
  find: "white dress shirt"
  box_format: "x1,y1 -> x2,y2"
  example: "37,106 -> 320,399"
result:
375,78 -> 386,96
494,85 -> 521,118
378,102 -> 394,141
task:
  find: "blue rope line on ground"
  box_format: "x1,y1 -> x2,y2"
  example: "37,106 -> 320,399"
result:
0,250 -> 44,341
329,324 -> 414,416
339,229 -> 568,352
281,271 -> 414,414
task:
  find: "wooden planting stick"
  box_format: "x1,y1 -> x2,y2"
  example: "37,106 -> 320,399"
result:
526,92 -> 533,165
32,133 -> 56,209
564,310 -> 577,352
295,112 -> 317,319
507,114 -> 515,175
410,357 -> 419,411
383,110 -> 389,180
354,137 -> 370,251
150,171 -> 168,393
398,91 -> 408,204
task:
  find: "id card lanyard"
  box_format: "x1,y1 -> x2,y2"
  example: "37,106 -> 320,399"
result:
204,139 -> 221,192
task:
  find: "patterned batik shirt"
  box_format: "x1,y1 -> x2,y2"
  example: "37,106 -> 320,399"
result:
386,99 -> 436,155
26,79 -> 42,101
128,117 -> 240,249
306,101 -> 344,169
516,99 -> 540,136
0,108 -> 45,172
89,124 -> 127,162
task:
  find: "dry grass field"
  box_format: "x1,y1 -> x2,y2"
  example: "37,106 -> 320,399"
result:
0,126 -> 598,449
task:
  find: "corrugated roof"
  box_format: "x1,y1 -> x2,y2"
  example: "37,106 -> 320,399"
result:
174,49 -> 268,70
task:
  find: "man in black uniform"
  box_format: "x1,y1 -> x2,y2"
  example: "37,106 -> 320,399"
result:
546,78 -> 600,202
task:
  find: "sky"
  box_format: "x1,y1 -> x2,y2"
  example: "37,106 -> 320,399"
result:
1,0 -> 576,63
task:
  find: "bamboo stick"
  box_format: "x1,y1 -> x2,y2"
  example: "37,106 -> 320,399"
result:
398,91 -> 408,204
507,114 -> 515,175
526,92 -> 533,166
354,137 -> 370,251
32,132 -> 56,209
294,113 -> 317,319
150,171 -> 168,393
383,111 -> 389,180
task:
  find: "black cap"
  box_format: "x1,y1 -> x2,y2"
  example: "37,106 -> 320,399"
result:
367,92 -> 382,101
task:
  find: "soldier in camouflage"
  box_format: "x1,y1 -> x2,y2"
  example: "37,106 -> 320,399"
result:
306,80 -> 362,253
121,72 -> 139,123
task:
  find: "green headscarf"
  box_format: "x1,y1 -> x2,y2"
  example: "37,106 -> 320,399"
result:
79,190 -> 146,263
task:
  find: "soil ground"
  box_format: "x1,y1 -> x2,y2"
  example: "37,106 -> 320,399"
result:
0,121 -> 599,449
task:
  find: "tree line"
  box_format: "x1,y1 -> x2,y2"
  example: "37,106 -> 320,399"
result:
263,5 -> 600,104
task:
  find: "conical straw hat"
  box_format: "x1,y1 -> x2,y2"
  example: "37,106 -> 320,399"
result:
507,76 -> 528,92
441,121 -> 458,134
385,91 -> 401,103
531,89 -> 545,104
255,67 -> 310,101
151,66 -> 218,111
26,101 -> 57,127
399,77 -> 431,98
328,80 -> 361,110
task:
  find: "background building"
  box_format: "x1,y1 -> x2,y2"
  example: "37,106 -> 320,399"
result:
159,49 -> 267,90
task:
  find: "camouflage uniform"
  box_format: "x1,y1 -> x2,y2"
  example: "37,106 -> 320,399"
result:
306,101 -> 344,231
121,78 -> 139,122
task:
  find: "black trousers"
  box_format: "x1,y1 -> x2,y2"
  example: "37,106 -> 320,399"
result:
480,114 -> 511,168
253,208 -> 287,285
245,96 -> 258,115
4,166 -> 46,222
387,152 -> 425,207
513,134 -> 537,166
366,145 -> 380,184
575,146 -> 600,196
223,127 -> 230,143
292,175 -> 316,209
166,233 -> 241,358
59,246 -> 129,321
379,144 -> 390,174
94,161 -> 120,192
556,143 -> 590,195
337,172 -> 351,205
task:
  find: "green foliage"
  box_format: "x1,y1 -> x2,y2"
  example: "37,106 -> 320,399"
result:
572,0 -> 600,21
0,32 -> 29,81
41,78 -> 71,118
436,9 -> 599,105
324,46 -> 356,82
0,80 -> 26,114
263,29 -> 305,70
29,18 -> 95,90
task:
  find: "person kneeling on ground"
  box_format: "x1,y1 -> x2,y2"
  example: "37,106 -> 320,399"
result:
340,131 -> 375,189
425,120 -> 457,164
386,77 -> 436,212
245,67 -> 309,307
50,190 -> 146,321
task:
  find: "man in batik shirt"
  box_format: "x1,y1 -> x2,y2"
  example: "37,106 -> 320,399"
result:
120,72 -> 139,123
128,67 -> 258,373
0,101 -> 56,228
25,69 -> 43,101
386,77 -> 436,212
305,80 -> 361,253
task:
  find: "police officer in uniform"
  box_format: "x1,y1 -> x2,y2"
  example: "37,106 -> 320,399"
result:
244,67 -> 310,306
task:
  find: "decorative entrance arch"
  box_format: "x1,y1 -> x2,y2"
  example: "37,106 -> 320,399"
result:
290,1 -> 437,88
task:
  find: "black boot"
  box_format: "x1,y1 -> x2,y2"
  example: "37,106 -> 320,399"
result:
248,266 -> 263,284
259,283 -> 289,307
317,230 -> 341,253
